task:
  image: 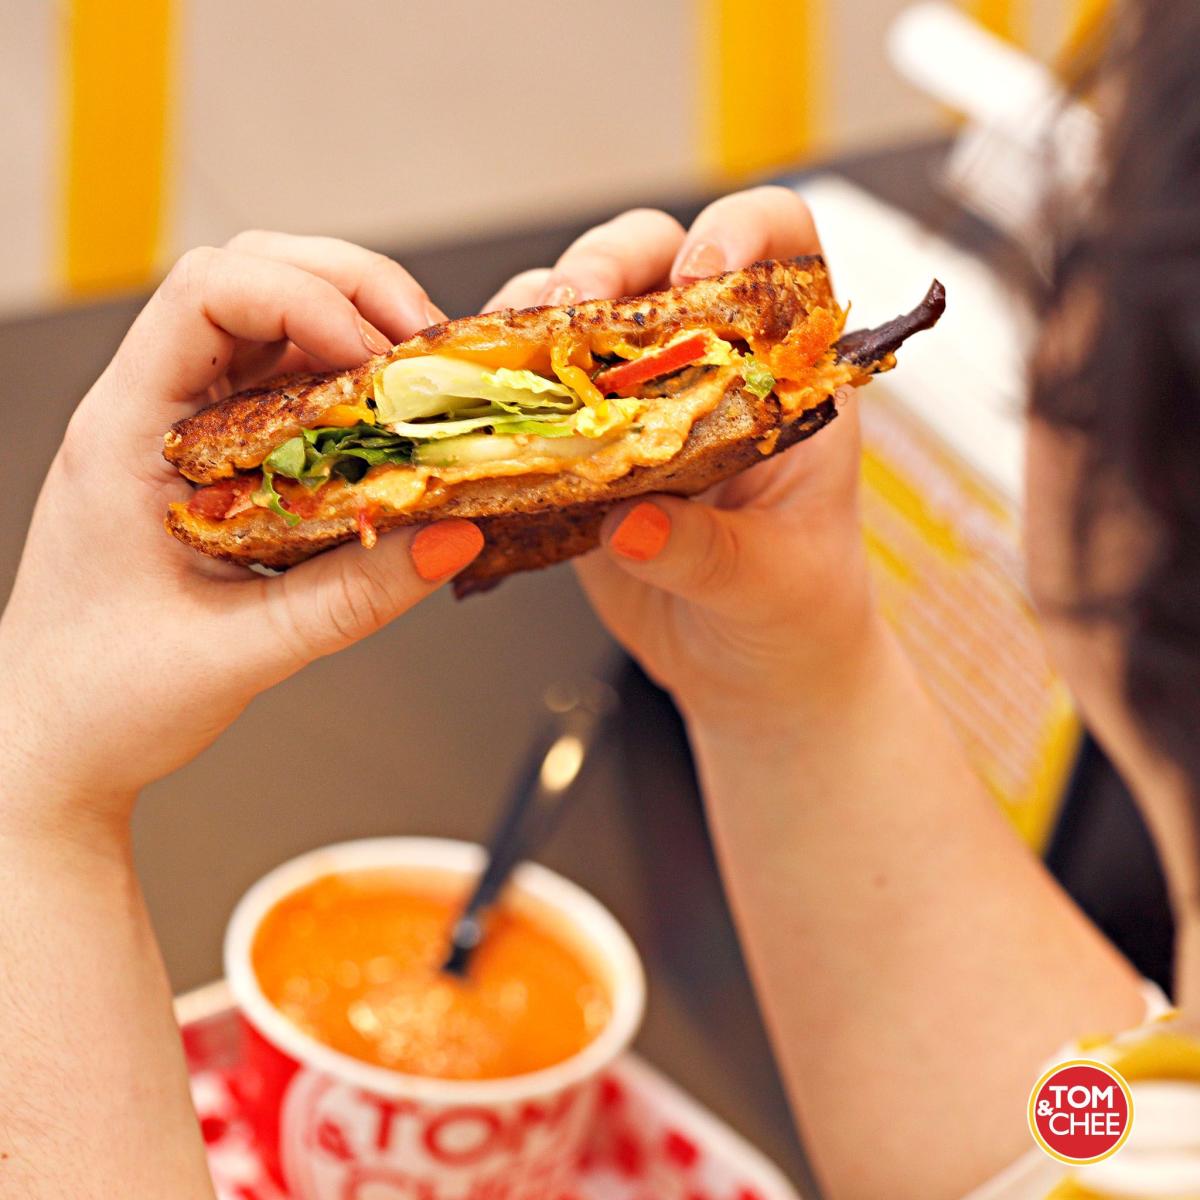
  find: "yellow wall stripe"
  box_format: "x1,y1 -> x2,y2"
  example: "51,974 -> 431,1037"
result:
967,0 -> 1025,44
1064,0 -> 1110,55
60,0 -> 174,296
700,0 -> 826,182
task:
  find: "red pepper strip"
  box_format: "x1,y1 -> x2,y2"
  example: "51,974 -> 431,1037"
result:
592,333 -> 711,397
187,474 -> 259,520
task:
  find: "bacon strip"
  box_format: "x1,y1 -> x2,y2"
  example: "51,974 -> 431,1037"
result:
187,474 -> 259,520
834,281 -> 946,366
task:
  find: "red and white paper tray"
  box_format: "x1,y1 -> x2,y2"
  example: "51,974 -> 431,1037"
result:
177,981 -> 802,1200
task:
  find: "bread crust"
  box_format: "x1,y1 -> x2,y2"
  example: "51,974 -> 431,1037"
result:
163,257 -> 834,485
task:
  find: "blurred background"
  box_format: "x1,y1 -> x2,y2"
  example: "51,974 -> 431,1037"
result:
7,0 -> 1099,314
1,1 -> 1169,1194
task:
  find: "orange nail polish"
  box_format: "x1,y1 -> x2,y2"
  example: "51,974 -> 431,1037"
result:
541,282 -> 578,307
609,502 -> 670,562
676,241 -> 725,280
410,520 -> 484,581
358,316 -> 391,355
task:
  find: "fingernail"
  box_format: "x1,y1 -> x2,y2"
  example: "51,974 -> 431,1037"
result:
609,502 -> 671,562
675,240 -> 725,280
410,520 -> 484,581
358,316 -> 391,355
422,297 -> 447,328
540,281 -> 578,307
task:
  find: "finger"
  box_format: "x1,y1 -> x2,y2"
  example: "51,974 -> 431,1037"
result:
224,230 -> 444,343
572,545 -> 663,649
244,519 -> 483,670
671,186 -> 822,284
224,338 -> 291,392
713,389 -> 861,510
111,246 -> 391,414
535,208 -> 686,304
592,495 -> 783,621
482,268 -> 553,313
225,340 -> 336,392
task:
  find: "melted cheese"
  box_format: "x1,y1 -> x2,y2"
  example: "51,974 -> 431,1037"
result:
358,470 -> 430,513
319,403 -> 375,427
776,357 -> 856,415
568,367 -> 736,483
289,367 -> 736,519
286,356 -> 856,522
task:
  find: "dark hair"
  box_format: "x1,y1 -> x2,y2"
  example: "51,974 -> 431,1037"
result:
1030,0 -> 1200,792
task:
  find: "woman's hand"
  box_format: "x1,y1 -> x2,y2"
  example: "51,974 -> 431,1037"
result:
486,189 -> 881,735
0,233 -> 483,830
491,194 -> 1151,1200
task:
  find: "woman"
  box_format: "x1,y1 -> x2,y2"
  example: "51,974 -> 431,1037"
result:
0,3 -> 1194,1196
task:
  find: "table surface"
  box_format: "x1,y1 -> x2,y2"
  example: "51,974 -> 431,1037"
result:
0,137 -> 964,1198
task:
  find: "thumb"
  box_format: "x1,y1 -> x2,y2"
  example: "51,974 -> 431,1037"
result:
244,519 -> 483,670
597,496 -> 758,617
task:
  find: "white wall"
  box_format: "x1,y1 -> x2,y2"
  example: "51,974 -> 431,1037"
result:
174,1 -> 699,253
0,0 -> 1091,316
2,4 -> 57,313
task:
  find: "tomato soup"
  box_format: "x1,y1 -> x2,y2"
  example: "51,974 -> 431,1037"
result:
251,870 -> 612,1080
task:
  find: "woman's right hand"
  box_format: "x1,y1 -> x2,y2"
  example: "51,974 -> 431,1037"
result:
0,234 -> 481,832
487,190 -> 884,736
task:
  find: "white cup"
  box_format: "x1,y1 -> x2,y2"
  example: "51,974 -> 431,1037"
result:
224,837 -> 645,1200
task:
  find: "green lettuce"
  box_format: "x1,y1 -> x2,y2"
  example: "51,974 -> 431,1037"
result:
385,396 -> 641,442
253,466 -> 299,526
371,353 -> 667,452
741,357 -> 775,400
374,357 -> 578,424
487,368 -> 578,408
252,352 -> 665,523
252,423 -> 416,523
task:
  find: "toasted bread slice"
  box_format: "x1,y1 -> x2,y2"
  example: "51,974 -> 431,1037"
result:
165,257 -> 837,485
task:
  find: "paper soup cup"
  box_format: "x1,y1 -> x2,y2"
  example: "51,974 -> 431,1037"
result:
224,838 -> 645,1200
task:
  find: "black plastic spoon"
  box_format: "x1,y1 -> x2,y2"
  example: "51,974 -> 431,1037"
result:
441,678 -> 617,978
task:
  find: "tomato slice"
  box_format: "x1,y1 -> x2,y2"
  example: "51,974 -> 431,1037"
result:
592,333 -> 710,397
187,474 -> 259,520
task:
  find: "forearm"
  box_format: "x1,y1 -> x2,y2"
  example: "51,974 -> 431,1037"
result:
0,777 -> 213,1198
688,618 -> 1144,1200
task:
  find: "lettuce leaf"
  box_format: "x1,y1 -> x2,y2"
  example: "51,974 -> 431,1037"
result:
264,435 -> 307,478
741,357 -> 775,400
295,425 -> 415,479
388,395 -> 642,442
253,466 -> 301,526
252,424 -> 416,520
486,368 -> 578,408
385,412 -> 529,440
254,355 -> 654,523
374,356 -> 578,424
487,417 -> 586,438
372,353 -> 676,449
